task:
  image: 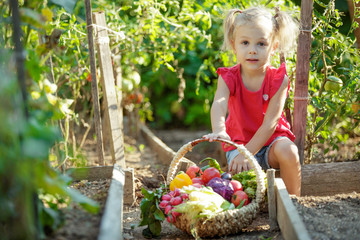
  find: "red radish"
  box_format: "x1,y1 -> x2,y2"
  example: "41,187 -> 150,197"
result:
170,196 -> 182,206
173,188 -> 181,197
180,193 -> 189,200
171,211 -> 181,218
164,205 -> 173,215
159,200 -> 169,209
230,180 -> 243,192
162,194 -> 172,201
167,215 -> 175,223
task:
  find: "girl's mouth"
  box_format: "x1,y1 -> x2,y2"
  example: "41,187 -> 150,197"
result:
246,59 -> 258,62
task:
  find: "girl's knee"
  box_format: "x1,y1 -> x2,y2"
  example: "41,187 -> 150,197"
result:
274,139 -> 300,165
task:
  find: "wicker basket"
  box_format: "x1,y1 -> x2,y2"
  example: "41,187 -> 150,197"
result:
166,138 -> 266,238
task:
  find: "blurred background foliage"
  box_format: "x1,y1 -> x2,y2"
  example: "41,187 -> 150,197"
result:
0,0 -> 359,238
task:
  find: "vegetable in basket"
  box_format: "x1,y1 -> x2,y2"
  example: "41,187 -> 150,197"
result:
206,177 -> 234,201
169,172 -> 192,191
186,165 -> 203,179
201,167 -> 221,184
232,169 -> 267,201
159,188 -> 189,223
174,185 -> 233,220
199,157 -> 223,173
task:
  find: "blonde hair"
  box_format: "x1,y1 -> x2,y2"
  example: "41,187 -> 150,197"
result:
222,7 -> 299,55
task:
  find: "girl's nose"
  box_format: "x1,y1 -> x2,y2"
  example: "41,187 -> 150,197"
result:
249,47 -> 256,54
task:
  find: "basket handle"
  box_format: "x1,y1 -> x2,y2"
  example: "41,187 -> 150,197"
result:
166,137 -> 266,203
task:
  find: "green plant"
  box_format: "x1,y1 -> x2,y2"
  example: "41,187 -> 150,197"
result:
306,0 -> 360,162
0,1 -> 99,239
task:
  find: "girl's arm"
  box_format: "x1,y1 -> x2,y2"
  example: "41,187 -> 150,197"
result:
204,75 -> 231,141
229,75 -> 289,173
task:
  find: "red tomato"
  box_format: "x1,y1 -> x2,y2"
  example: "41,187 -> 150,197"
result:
231,190 -> 249,207
186,165 -> 203,179
230,180 -> 243,192
86,74 -> 91,82
192,177 -> 204,185
201,167 -> 221,184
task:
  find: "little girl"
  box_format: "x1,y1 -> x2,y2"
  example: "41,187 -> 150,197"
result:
203,7 -> 301,196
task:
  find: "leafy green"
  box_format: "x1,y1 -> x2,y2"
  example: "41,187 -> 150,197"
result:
138,187 -> 166,238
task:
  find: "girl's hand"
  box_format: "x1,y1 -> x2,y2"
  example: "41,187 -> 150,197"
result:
229,154 -> 253,174
202,131 -> 230,142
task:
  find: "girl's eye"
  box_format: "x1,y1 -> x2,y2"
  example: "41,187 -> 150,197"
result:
241,41 -> 249,45
258,42 -> 267,47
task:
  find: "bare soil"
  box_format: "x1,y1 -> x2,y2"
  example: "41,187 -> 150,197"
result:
47,129 -> 360,240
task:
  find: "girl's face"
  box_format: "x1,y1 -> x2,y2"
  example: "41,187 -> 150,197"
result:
231,22 -> 275,73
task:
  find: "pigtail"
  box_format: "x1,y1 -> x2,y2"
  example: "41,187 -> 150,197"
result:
273,8 -> 300,55
222,9 -> 242,52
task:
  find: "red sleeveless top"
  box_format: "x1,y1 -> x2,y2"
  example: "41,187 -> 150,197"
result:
216,63 -> 295,152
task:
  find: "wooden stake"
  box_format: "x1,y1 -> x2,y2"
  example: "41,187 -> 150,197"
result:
93,12 -> 125,168
347,0 -> 360,48
293,0 -> 313,164
267,169 -> 278,230
85,0 -> 105,165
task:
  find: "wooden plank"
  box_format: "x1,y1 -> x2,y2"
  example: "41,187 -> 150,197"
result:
301,161 -> 360,196
140,123 -> 176,165
66,166 -> 113,181
267,169 -> 278,230
293,0 -> 313,164
275,178 -> 311,240
93,12 -> 125,168
98,164 -> 124,240
85,0 -> 105,165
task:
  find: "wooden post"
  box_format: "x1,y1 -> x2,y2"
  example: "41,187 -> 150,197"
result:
93,12 -> 126,168
267,169 -> 278,231
293,0 -> 313,164
348,0 -> 360,48
85,0 -> 105,165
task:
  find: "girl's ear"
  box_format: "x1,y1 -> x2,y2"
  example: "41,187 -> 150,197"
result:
230,39 -> 236,52
271,41 -> 279,55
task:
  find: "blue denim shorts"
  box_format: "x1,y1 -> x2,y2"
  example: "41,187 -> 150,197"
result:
225,137 -> 287,171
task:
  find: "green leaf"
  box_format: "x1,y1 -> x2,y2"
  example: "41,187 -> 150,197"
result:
153,209 -> 165,221
65,188 -> 100,214
149,221 -> 162,237
50,0 -> 77,13
141,187 -> 154,199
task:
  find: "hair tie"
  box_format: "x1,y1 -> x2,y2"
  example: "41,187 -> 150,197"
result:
234,9 -> 242,14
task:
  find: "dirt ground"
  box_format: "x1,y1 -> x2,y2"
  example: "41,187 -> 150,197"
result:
47,129 -> 360,240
